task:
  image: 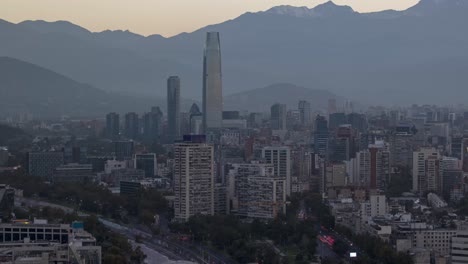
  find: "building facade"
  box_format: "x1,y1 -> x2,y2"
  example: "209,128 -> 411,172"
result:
202,32 -> 223,131
174,136 -> 215,222
167,76 -> 181,142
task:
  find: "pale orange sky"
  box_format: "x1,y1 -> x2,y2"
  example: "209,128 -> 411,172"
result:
0,0 -> 419,37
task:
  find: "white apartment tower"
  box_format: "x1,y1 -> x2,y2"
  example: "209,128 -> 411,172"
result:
262,146 -> 291,196
174,136 -> 215,222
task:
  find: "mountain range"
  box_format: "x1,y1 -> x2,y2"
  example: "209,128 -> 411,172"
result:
1,0 -> 468,106
0,57 -> 165,118
0,57 -> 336,118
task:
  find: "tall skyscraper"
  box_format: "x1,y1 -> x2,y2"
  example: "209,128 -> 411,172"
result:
106,112 -> 120,139
270,103 -> 287,130
167,76 -> 181,142
314,115 -> 329,158
124,112 -> 139,140
262,146 -> 291,196
202,32 -> 223,131
298,100 -> 311,126
142,110 -> 162,143
174,135 -> 215,222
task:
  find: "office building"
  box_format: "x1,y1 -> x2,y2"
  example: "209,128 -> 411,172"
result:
142,111 -> 162,143
298,100 -> 311,126
189,103 -> 203,135
390,132 -> 414,168
167,76 -> 181,142
329,125 -> 356,162
174,135 -> 214,222
314,115 -> 329,157
120,180 -> 143,197
28,152 -> 64,177
52,163 -> 94,183
63,146 -> 87,164
134,153 -> 157,178
441,157 -> 463,201
234,162 -> 287,219
124,112 -> 139,140
0,220 -> 101,264
412,229 -> 457,257
347,113 -> 368,133
112,140 -> 134,161
270,103 -> 287,130
262,146 -> 291,196
106,112 -> 120,139
329,112 -> 347,131
452,231 -> 468,264
202,32 -> 223,131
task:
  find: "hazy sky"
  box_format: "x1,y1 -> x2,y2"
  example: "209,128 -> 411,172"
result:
1,0 -> 419,37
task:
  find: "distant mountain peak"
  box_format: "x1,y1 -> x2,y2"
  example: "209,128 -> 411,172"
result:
313,1 -> 355,14
264,1 -> 355,18
18,19 -> 90,36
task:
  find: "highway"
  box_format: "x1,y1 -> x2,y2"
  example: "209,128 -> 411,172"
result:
17,196 -> 237,264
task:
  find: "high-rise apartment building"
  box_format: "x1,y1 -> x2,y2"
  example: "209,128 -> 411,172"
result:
124,112 -> 139,140
106,112 -> 120,139
351,141 -> 390,189
270,103 -> 287,130
412,147 -> 440,194
262,146 -> 291,196
167,76 -> 181,142
326,163 -> 346,188
234,162 -> 287,219
202,32 -> 223,131
174,135 -> 214,222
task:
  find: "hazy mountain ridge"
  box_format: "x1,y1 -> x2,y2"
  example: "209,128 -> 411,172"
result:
0,57 -> 168,118
1,0 -> 468,105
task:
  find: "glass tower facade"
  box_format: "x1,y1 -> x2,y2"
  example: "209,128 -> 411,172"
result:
202,32 -> 223,131
167,76 -> 181,142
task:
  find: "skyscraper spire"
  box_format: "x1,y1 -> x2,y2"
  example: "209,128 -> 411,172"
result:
202,32 -> 223,132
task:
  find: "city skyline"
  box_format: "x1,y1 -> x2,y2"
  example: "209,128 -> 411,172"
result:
1,0 -> 419,37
